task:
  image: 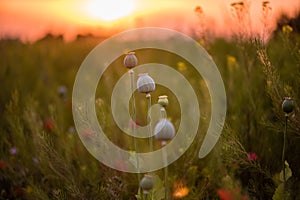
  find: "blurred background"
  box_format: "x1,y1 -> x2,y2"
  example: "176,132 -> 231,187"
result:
1,0 -> 300,199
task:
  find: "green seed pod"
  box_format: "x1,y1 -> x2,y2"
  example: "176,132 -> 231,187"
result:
158,95 -> 168,107
124,52 -> 138,69
282,97 -> 294,114
137,73 -> 155,93
154,119 -> 175,141
140,174 -> 154,193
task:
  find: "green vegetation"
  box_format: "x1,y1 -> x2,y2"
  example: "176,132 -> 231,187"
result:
1,20 -> 300,199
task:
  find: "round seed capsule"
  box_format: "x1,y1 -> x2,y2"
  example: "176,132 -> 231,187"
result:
282,97 -> 294,114
154,119 -> 175,141
158,95 -> 168,107
140,174 -> 154,193
137,73 -> 155,94
123,52 -> 138,69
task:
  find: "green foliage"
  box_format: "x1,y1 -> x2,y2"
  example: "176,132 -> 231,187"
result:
0,20 -> 300,199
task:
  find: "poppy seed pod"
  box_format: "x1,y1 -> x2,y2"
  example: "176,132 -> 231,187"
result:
154,119 -> 175,141
123,52 -> 138,69
140,174 -> 154,193
158,95 -> 168,107
282,97 -> 294,114
137,73 -> 155,93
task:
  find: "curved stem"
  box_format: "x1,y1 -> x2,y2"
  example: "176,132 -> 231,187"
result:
282,114 -> 288,187
130,70 -> 141,191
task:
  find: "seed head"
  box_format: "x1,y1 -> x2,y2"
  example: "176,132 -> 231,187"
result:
158,95 -> 168,107
137,73 -> 155,94
154,119 -> 175,142
282,97 -> 294,114
140,174 -> 154,193
123,52 -> 138,69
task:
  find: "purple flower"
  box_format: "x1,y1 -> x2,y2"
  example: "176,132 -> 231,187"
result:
247,152 -> 258,161
33,157 -> 39,164
9,147 -> 18,155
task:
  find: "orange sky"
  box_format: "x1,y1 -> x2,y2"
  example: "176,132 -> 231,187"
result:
0,0 -> 299,42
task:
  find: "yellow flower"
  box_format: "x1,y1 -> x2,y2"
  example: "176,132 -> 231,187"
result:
26,186 -> 33,194
177,61 -> 187,72
80,165 -> 87,171
282,25 -> 293,34
227,55 -> 237,70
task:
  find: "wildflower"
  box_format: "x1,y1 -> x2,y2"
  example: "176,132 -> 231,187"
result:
177,61 -> 187,72
173,181 -> 189,198
68,126 -> 75,134
247,152 -> 258,161
194,6 -> 203,14
44,118 -> 55,131
123,52 -> 138,69
217,188 -> 248,200
115,160 -> 126,172
9,147 -> 18,155
128,119 -> 140,129
0,160 -> 7,170
81,129 -> 95,140
33,157 -> 39,164
282,25 -> 293,34
26,186 -> 33,194
57,85 -> 68,97
136,73 -> 155,94
217,189 -> 233,200
95,98 -> 104,107
227,55 -> 237,70
80,165 -> 87,171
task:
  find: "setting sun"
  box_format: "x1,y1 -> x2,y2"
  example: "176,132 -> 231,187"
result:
84,0 -> 135,22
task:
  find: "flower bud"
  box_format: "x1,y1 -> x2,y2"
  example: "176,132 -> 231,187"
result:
282,97 -> 294,114
140,174 -> 154,193
123,52 -> 138,69
137,73 -> 155,94
158,95 -> 168,107
154,119 -> 175,141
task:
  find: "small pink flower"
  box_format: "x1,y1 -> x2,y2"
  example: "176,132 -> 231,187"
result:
247,152 -> 258,161
128,119 -> 140,129
10,147 -> 18,155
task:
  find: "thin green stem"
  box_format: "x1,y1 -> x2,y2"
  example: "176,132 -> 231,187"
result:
282,115 -> 288,187
160,107 -> 166,119
162,142 -> 168,200
146,94 -> 153,152
130,70 -> 141,193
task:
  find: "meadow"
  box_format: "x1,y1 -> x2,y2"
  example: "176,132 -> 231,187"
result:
1,16 -> 300,200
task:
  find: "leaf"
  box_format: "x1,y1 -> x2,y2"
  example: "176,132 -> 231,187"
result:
272,183 -> 285,200
279,161 -> 292,182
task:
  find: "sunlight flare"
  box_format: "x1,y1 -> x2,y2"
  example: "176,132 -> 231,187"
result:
83,0 -> 135,22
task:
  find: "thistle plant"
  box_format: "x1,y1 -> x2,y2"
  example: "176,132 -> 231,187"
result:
137,73 -> 156,152
123,52 -> 141,187
281,97 -> 294,187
